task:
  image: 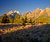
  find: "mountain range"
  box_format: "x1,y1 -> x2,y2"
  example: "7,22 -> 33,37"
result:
21,8 -> 50,20
1,8 -> 50,20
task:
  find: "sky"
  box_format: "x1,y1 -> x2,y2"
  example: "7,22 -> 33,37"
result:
0,0 -> 50,15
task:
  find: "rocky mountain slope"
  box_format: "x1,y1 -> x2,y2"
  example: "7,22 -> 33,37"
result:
21,8 -> 50,20
6,10 -> 21,19
7,10 -> 20,16
1,8 -> 50,20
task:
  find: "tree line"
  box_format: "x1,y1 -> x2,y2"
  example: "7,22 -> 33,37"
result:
0,14 -> 50,25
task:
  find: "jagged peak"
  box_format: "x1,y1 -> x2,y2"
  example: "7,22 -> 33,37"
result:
14,10 -> 19,13
14,10 -> 17,12
9,10 -> 13,13
14,10 -> 20,15
40,9 -> 44,12
7,10 -> 14,15
26,11 -> 31,14
32,8 -> 41,13
36,8 -> 41,11
45,8 -> 50,9
27,11 -> 31,13
23,13 -> 26,14
23,13 -> 27,16
37,8 -> 40,9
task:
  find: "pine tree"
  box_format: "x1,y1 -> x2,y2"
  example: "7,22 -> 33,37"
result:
29,18 -> 34,24
0,16 -> 2,23
20,17 -> 26,26
1,14 -> 10,23
24,16 -> 27,23
9,17 -> 14,23
14,14 -> 20,24
27,19 -> 30,23
37,15 -> 50,24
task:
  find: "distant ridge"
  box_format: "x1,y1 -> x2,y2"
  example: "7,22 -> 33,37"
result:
21,8 -> 50,19
1,8 -> 50,20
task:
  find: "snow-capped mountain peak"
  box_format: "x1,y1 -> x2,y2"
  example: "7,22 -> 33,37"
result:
7,10 -> 20,16
14,10 -> 20,15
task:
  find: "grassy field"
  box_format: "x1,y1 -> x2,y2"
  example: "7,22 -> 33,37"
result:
0,23 -> 50,42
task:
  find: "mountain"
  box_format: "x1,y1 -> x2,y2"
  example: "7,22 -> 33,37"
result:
26,11 -> 32,19
14,10 -> 20,15
20,8 -> 50,23
21,13 -> 27,18
1,8 -> 50,21
7,10 -> 21,19
26,11 -> 32,15
45,8 -> 50,16
28,8 -> 49,18
7,10 -> 20,16
7,10 -> 14,16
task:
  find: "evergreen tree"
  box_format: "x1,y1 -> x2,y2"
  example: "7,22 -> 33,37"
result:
20,17 -> 26,26
37,15 -> 50,23
9,17 -> 14,23
14,14 -> 20,24
0,16 -> 2,23
27,19 -> 30,23
29,18 -> 34,23
1,14 -> 10,23
24,16 -> 27,23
